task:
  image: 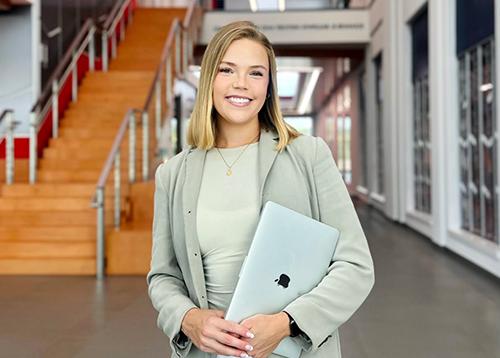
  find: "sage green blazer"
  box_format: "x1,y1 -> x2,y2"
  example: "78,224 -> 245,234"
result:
147,128 -> 375,358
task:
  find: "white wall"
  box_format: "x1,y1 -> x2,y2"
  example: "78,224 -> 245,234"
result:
0,6 -> 33,135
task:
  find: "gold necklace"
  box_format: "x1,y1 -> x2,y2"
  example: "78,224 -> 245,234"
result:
215,134 -> 260,176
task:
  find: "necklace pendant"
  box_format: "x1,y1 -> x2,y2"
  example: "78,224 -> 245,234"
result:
226,168 -> 232,176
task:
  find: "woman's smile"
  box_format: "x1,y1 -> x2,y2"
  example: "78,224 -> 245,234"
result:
225,95 -> 254,107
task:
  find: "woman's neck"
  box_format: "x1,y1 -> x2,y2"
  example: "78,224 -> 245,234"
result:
215,121 -> 260,148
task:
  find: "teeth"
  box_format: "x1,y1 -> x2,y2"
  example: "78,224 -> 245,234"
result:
228,97 -> 250,103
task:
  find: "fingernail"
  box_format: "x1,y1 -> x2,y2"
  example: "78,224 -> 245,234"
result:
240,353 -> 249,358
245,344 -> 253,351
246,332 -> 255,339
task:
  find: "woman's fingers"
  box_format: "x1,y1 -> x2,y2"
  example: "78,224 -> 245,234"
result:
212,329 -> 254,352
203,315 -> 254,354
217,318 -> 255,339
201,336 -> 249,357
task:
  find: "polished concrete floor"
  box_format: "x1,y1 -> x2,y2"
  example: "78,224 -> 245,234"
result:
1,203 -> 499,358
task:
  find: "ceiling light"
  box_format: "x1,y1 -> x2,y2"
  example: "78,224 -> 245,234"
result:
278,0 -> 286,12
298,68 -> 322,114
249,0 -> 258,12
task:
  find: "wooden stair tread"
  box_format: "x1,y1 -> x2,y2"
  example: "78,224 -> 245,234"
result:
0,226 -> 95,240
0,241 -> 95,259
0,258 -> 96,275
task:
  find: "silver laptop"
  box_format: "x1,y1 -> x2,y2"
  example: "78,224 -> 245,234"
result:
218,201 -> 340,358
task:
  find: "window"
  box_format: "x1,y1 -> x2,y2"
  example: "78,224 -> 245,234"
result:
325,116 -> 336,146
333,84 -> 352,186
458,39 -> 497,242
411,7 -> 431,214
457,0 -> 497,243
413,75 -> 431,214
336,115 -> 352,184
337,115 -> 352,184
285,116 -> 313,136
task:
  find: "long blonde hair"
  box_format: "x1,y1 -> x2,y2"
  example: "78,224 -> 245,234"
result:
186,21 -> 301,151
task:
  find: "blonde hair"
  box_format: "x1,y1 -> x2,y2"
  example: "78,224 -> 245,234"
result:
186,21 -> 301,151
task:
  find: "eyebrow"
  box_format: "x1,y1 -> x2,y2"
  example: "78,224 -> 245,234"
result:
220,61 -> 268,71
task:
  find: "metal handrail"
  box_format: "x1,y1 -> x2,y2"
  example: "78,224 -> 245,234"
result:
103,0 -> 127,30
92,0 -> 202,279
31,19 -> 95,114
101,0 -> 134,71
0,109 -> 18,184
29,18 -> 97,184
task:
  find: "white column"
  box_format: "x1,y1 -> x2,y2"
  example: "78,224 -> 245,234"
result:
429,0 -> 456,247
382,0 -> 401,220
395,4 -> 413,224
364,46 -> 377,200
31,0 -> 41,100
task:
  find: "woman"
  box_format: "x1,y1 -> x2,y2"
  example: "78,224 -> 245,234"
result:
147,21 -> 374,358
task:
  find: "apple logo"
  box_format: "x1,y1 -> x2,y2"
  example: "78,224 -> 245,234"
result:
274,274 -> 290,288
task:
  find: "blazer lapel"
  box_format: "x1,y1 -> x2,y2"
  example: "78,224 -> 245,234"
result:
181,128 -> 279,308
258,128 -> 280,210
182,147 -> 209,308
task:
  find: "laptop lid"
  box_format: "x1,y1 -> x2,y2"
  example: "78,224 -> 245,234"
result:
219,201 -> 340,358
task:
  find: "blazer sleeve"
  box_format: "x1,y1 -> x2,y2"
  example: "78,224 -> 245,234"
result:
284,137 -> 375,352
147,163 -> 198,357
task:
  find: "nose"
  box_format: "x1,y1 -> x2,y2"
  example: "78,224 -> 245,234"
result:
232,73 -> 248,90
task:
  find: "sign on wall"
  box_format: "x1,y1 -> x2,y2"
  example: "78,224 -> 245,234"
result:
201,10 -> 370,45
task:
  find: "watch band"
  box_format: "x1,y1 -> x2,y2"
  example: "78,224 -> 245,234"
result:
283,311 -> 301,338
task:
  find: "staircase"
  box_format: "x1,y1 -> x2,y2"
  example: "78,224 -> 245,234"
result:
0,8 -> 185,275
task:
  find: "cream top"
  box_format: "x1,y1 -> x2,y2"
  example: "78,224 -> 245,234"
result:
196,142 -> 260,311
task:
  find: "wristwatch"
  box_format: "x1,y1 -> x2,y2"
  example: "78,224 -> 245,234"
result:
283,311 -> 301,338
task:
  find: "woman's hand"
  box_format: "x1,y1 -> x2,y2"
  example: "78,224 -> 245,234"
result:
240,312 -> 290,358
181,308 -> 255,357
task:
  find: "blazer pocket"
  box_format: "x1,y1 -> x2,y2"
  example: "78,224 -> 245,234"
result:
318,334 -> 333,348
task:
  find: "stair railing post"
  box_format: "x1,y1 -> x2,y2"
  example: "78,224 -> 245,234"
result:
182,29 -> 188,75
155,79 -> 162,141
166,55 -> 172,107
96,187 -> 105,280
51,80 -> 59,138
142,111 -> 149,180
188,30 -> 194,66
89,28 -> 95,71
129,111 -> 136,183
114,152 -> 121,229
111,26 -> 117,59
128,2 -> 134,24
102,31 -> 108,71
175,29 -> 181,77
120,15 -> 125,42
29,111 -> 37,184
5,111 -> 15,185
72,50 -> 78,102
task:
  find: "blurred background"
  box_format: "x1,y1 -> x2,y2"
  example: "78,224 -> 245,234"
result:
0,0 -> 499,357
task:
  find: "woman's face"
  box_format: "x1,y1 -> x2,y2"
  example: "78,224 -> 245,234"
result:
212,38 -> 270,129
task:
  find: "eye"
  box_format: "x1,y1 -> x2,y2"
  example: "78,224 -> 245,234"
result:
250,71 -> 264,77
219,67 -> 233,74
